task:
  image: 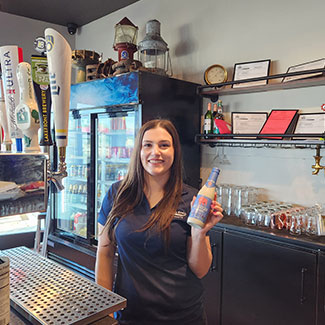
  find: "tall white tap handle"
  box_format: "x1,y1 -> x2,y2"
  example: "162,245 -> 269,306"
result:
45,28 -> 72,150
0,78 -> 12,150
0,45 -> 23,140
15,62 -> 40,152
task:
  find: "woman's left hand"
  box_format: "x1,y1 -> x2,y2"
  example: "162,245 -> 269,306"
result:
190,193 -> 224,234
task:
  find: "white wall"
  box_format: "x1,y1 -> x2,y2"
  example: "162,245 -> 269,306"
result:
74,0 -> 325,206
0,0 -> 322,206
0,11 -> 75,63
76,0 -> 325,84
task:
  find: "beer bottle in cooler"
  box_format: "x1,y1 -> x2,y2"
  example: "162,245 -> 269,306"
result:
67,184 -> 73,202
187,168 -> 220,229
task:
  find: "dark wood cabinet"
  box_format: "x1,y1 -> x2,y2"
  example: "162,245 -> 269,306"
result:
203,227 -> 321,325
202,229 -> 223,325
222,231 -> 317,325
317,252 -> 325,325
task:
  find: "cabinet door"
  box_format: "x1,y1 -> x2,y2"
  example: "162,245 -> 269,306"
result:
317,252 -> 325,325
202,229 -> 223,325
222,231 -> 317,325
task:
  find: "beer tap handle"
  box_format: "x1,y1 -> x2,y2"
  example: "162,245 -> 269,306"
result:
31,55 -> 53,150
0,76 -> 12,151
15,62 -> 41,152
0,45 -> 24,151
45,28 -> 72,190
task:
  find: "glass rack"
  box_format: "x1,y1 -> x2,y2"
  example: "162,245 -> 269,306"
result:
195,133 -> 325,149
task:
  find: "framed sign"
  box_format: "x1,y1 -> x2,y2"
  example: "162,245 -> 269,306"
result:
232,112 -> 268,136
282,58 -> 325,83
294,112 -> 325,135
232,59 -> 271,88
259,109 -> 299,139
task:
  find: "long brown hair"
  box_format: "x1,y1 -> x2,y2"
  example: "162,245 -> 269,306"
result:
103,119 -> 183,243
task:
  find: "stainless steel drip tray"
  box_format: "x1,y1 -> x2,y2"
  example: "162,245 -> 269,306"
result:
0,246 -> 126,324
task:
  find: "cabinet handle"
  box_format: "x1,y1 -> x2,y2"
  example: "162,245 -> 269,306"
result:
210,243 -> 217,272
300,267 -> 307,304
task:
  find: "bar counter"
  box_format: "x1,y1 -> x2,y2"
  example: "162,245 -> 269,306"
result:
215,215 -> 325,251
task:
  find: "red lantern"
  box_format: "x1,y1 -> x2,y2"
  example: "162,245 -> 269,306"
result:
113,17 -> 138,62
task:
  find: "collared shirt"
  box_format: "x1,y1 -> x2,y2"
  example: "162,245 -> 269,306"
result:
98,181 -> 205,325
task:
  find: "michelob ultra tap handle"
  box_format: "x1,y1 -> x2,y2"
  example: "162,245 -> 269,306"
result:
0,45 -> 24,151
15,62 -> 40,152
45,28 -> 72,168
0,77 -> 12,151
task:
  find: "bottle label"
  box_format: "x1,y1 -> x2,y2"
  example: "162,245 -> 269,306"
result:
203,119 -> 211,131
188,194 -> 212,224
206,169 -> 219,187
213,119 -> 220,134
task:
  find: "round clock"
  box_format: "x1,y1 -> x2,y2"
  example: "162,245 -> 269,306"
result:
204,64 -> 227,85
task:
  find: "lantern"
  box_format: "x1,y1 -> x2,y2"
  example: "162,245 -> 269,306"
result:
113,17 -> 138,61
138,19 -> 171,76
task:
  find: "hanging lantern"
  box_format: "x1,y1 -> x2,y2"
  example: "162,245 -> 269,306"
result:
113,17 -> 138,62
138,19 -> 172,76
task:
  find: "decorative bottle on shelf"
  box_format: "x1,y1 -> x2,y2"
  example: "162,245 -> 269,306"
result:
216,99 -> 224,120
187,167 -> 220,229
212,104 -> 220,134
203,103 -> 213,136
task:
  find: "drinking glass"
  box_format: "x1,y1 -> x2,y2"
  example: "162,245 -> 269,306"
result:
305,207 -> 318,235
290,211 -> 302,235
233,186 -> 247,217
256,208 -> 266,227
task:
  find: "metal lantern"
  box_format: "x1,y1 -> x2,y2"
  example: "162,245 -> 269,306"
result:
138,19 -> 171,76
113,17 -> 138,61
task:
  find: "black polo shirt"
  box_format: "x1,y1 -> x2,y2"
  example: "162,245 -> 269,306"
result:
98,181 -> 205,325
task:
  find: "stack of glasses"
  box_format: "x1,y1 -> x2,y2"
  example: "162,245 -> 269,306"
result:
240,202 -> 320,236
216,184 -> 322,236
216,184 -> 260,217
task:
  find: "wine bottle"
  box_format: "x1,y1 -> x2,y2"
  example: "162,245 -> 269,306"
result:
212,103 -> 218,119
187,168 -> 220,229
203,103 -> 213,135
212,103 -> 220,134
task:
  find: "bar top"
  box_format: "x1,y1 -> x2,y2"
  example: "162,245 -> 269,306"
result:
1,246 -> 126,325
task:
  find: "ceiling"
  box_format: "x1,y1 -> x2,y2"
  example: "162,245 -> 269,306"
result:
0,0 -> 140,27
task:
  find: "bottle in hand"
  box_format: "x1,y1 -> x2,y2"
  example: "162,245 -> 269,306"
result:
203,103 -> 213,135
187,168 -> 220,229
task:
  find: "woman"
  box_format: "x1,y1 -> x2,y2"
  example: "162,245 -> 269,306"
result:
96,119 -> 223,325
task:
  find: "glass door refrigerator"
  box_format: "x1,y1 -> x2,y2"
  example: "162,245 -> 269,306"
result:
47,71 -> 201,278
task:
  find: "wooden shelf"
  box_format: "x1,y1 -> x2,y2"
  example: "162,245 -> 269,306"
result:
198,68 -> 325,98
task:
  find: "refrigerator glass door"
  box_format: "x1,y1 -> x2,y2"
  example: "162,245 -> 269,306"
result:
55,112 -> 90,238
95,111 -> 138,239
